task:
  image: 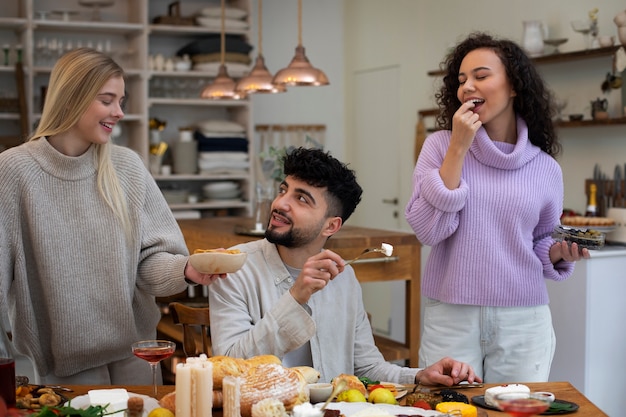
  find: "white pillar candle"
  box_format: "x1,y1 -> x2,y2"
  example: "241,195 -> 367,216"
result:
175,363 -> 192,417
195,361 -> 213,417
222,376 -> 241,417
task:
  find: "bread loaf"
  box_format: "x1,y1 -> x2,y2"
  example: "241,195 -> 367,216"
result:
242,354 -> 282,368
208,356 -> 248,389
239,364 -> 308,417
207,354 -> 283,389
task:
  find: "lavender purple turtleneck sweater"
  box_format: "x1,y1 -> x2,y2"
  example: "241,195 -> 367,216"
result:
405,117 -> 574,307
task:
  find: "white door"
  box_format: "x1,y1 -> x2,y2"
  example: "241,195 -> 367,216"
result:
350,66 -> 405,342
350,65 -> 402,231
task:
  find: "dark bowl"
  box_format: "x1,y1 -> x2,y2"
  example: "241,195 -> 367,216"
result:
569,114 -> 584,121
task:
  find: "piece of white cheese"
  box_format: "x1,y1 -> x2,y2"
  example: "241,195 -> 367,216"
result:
381,243 -> 393,257
484,384 -> 530,407
88,389 -> 130,416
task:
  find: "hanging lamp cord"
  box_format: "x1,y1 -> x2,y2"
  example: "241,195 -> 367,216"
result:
297,0 -> 303,47
220,0 -> 225,65
258,0 -> 263,55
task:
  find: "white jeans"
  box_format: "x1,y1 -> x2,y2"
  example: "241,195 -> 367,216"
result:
419,299 -> 555,383
35,354 -> 159,385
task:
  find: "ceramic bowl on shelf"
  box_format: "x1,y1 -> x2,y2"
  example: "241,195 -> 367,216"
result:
569,114 -> 584,121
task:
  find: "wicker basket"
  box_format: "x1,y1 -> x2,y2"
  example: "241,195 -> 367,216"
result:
153,1 -> 196,26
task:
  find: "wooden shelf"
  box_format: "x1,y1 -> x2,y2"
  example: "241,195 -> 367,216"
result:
427,45 -> 621,77
556,116 -> 626,128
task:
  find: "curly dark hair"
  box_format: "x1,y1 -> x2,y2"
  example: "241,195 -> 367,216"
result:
435,32 -> 561,157
282,147 -> 362,223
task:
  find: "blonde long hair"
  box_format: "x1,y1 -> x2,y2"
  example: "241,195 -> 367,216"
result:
29,48 -> 131,234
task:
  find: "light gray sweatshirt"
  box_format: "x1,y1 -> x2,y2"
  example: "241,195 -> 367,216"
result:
209,238 -> 419,384
0,138 -> 189,377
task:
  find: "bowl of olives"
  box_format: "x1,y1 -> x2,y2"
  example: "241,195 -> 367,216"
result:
552,225 -> 605,250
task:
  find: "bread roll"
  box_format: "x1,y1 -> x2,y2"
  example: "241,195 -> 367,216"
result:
332,374 -> 366,396
239,364 -> 308,417
290,366 -> 320,384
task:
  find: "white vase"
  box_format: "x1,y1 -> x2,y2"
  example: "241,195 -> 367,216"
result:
619,26 -> 626,47
522,20 -> 547,57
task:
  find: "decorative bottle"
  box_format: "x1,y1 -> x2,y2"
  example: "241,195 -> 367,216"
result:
585,183 -> 598,217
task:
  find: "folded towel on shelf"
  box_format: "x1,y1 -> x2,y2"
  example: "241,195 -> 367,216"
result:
195,132 -> 248,153
177,35 -> 253,56
197,119 -> 246,133
197,131 -> 247,139
199,151 -> 249,161
198,159 -> 250,172
196,16 -> 250,30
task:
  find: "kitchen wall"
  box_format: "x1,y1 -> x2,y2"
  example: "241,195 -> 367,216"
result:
250,0 -> 626,374
252,0 -> 626,227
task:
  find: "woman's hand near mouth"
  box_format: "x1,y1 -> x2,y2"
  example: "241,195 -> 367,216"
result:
439,101 -> 482,190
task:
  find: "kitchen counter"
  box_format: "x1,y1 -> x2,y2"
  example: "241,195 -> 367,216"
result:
547,250 -> 625,416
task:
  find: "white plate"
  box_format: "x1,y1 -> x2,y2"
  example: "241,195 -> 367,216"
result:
368,382 -> 408,400
317,401 -> 444,417
66,392 -> 160,417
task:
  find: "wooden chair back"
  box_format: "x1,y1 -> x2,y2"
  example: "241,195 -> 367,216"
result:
168,302 -> 212,357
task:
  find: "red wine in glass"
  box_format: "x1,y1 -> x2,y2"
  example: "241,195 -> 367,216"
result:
0,358 -> 16,408
494,392 -> 552,417
131,340 -> 176,398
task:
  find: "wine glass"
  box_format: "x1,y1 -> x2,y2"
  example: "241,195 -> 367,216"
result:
131,340 -> 176,397
493,391 -> 554,417
571,20 -> 592,49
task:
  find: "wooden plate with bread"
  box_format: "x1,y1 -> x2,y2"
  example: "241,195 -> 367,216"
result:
189,249 -> 247,274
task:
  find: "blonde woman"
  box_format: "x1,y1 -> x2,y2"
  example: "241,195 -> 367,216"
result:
0,48 -> 222,385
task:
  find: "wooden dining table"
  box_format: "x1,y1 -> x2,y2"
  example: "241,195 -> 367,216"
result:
58,381 -> 607,416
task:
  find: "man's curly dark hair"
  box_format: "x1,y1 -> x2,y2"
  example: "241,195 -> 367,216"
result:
282,147 -> 362,223
435,32 -> 561,158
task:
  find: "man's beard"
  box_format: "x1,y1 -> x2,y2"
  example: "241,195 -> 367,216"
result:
265,211 -> 323,248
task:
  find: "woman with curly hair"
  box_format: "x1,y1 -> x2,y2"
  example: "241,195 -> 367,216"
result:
405,32 -> 588,382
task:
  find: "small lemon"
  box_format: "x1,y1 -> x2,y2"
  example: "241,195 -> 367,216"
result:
336,389 -> 367,403
148,407 -> 175,417
368,387 -> 397,405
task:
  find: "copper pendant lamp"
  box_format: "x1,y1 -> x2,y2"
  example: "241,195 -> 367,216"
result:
272,0 -> 329,87
236,0 -> 285,94
200,0 -> 245,99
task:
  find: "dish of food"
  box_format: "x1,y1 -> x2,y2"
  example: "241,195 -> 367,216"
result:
552,225 -> 606,250
16,385 -> 69,409
472,395 -> 579,415
189,248 -> 247,274
67,393 -> 159,417
370,382 -> 409,400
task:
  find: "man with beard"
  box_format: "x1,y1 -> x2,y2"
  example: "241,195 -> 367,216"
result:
208,147 -> 480,386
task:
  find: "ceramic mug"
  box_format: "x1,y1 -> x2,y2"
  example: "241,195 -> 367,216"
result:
598,35 -> 615,47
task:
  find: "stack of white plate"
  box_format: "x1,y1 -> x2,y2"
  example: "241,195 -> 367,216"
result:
203,181 -> 240,200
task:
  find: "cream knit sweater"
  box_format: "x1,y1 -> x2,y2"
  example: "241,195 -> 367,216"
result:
0,138 -> 189,377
